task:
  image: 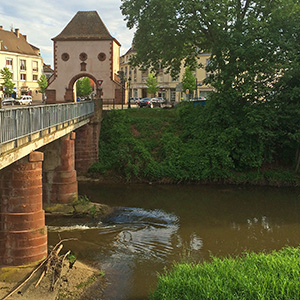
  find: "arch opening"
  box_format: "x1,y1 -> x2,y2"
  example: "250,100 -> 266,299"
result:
65,73 -> 101,102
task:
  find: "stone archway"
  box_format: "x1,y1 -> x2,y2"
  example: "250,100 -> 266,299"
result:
46,11 -> 120,104
65,73 -> 101,102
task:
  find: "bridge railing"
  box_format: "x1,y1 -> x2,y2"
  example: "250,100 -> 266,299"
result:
0,101 -> 94,145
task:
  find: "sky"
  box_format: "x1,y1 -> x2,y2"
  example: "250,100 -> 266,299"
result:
0,0 -> 135,67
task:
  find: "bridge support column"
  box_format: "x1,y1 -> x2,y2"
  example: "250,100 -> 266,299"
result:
43,133 -> 78,204
75,97 -> 102,174
0,152 -> 47,266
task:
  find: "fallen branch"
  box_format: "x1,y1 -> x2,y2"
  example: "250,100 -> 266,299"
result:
51,250 -> 71,291
3,238 -> 78,300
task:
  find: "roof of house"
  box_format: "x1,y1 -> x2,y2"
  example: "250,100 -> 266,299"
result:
53,11 -> 120,45
0,28 -> 40,56
43,63 -> 54,73
122,46 -> 136,57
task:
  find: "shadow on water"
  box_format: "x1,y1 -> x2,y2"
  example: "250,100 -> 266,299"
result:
47,183 -> 300,300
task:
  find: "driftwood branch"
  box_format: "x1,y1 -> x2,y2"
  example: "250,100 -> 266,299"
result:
3,238 -> 78,300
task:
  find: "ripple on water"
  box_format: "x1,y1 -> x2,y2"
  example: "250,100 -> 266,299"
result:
48,207 -> 180,259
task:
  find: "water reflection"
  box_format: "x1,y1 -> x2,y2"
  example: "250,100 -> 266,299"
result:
47,184 -> 300,300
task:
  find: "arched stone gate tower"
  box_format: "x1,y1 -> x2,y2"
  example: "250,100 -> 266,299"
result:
46,11 -> 121,103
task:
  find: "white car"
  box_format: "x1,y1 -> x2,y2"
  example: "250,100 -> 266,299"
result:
1,97 -> 18,106
17,95 -> 32,105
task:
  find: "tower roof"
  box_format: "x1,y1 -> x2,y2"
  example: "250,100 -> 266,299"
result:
53,11 -> 119,44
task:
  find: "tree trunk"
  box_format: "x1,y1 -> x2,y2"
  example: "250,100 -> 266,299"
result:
295,143 -> 300,173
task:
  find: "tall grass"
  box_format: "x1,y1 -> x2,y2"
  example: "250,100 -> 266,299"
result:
150,247 -> 300,300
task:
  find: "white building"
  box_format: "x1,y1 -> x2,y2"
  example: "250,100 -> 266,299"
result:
0,26 -> 43,100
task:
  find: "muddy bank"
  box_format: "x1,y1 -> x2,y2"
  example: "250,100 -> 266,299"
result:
78,173 -> 300,187
0,201 -> 111,300
0,260 -> 106,300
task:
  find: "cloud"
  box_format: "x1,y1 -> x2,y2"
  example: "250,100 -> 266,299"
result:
0,0 -> 134,66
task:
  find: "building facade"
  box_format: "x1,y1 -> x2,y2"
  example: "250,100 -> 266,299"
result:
46,11 -> 122,104
0,26 -> 43,100
120,47 -> 214,102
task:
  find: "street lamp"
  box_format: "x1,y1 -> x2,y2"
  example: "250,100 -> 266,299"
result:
128,76 -> 131,109
117,71 -> 125,109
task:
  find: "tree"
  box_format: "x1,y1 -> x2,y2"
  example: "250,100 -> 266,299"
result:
182,67 -> 196,98
146,72 -> 159,96
76,77 -> 92,97
121,0 -> 297,104
38,74 -> 48,102
0,67 -> 15,97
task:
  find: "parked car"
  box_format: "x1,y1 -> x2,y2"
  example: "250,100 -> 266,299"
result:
191,96 -> 206,101
16,95 -> 32,105
138,98 -> 152,108
1,97 -> 18,106
190,96 -> 207,107
151,97 -> 166,107
130,97 -> 141,104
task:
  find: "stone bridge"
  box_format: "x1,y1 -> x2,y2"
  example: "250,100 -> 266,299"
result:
0,99 -> 101,266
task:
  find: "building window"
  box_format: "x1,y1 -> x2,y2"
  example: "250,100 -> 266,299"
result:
33,74 -> 38,81
79,52 -> 88,61
33,61 -> 38,72
98,52 -> 106,61
6,59 -> 13,67
20,74 -> 26,81
20,60 -> 26,71
206,59 -> 213,78
61,53 -> 70,61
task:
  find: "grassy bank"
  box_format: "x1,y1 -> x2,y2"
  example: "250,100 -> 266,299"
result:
150,247 -> 300,300
89,104 -> 300,186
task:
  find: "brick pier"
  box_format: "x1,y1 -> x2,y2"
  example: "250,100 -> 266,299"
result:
0,152 -> 47,266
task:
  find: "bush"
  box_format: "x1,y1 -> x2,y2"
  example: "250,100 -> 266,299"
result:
150,247 -> 300,300
89,101 -> 299,184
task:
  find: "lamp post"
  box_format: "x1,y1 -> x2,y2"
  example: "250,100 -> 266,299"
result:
117,70 -> 125,109
128,76 -> 131,109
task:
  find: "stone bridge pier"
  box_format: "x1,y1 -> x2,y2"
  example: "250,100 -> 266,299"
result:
0,152 -> 47,266
0,100 -> 101,266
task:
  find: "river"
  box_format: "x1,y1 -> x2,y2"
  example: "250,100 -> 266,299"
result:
47,183 -> 300,300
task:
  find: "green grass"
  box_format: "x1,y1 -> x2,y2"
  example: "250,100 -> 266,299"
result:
150,247 -> 300,300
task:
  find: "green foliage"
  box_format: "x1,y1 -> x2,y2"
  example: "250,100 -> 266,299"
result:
89,204 -> 97,218
76,77 -> 92,97
72,195 -> 90,213
90,103 -> 300,184
182,67 -> 196,96
146,72 -> 159,96
150,247 -> 300,300
121,0 -> 296,98
68,253 -> 76,264
38,74 -> 48,93
120,0 -> 300,175
0,67 -> 15,96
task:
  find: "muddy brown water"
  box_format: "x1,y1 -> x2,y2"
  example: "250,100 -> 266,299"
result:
47,183 -> 300,300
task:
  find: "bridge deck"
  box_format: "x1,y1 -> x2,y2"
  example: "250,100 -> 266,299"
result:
0,101 -> 94,170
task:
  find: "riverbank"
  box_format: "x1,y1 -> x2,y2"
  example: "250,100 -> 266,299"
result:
88,108 -> 300,187
79,171 -> 300,187
0,260 -> 106,300
0,201 -> 111,300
